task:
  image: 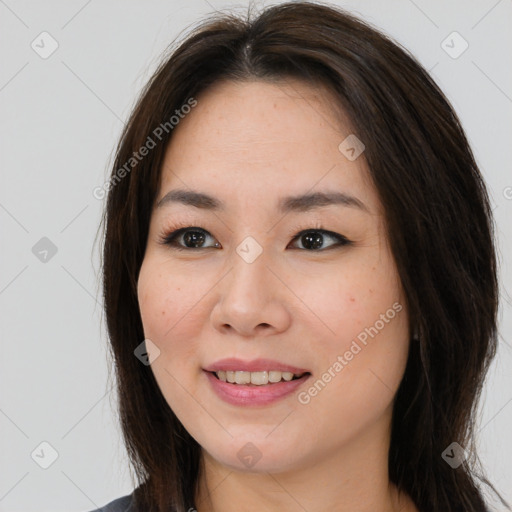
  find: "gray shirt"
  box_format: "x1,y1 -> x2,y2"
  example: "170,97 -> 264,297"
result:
87,493 -> 134,512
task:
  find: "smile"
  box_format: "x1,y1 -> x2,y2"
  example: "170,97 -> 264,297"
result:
204,369 -> 311,407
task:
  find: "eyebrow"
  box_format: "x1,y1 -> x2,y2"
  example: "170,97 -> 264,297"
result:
156,189 -> 369,213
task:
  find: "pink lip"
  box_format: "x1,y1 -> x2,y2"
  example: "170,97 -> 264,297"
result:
205,371 -> 311,406
203,358 -> 309,374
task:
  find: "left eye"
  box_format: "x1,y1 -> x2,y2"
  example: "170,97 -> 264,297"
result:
159,227 -> 350,251
288,229 -> 351,251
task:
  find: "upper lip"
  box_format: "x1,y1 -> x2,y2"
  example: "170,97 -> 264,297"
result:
204,358 -> 310,374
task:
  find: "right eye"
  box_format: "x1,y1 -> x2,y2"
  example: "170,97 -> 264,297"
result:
158,227 -> 221,250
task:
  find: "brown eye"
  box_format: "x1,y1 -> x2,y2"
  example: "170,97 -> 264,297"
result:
289,229 -> 351,251
160,227 -> 221,250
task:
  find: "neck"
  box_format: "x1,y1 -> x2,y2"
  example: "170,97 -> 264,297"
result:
194,407 -> 413,512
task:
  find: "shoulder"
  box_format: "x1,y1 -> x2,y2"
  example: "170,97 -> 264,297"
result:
86,493 -> 134,512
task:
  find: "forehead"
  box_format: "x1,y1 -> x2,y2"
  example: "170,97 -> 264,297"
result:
157,79 -> 379,215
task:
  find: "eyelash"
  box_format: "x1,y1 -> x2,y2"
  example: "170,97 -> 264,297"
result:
157,221 -> 352,252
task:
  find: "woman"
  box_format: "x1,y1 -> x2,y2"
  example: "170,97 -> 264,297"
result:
91,2 -> 508,511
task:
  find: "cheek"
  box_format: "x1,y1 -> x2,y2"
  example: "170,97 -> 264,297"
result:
137,261 -> 206,359
303,260 -> 403,341
301,250 -> 409,398
138,269 -> 173,338
298,281 -> 408,444
137,260 -> 207,409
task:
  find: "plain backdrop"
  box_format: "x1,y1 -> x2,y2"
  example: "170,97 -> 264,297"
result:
1,0 -> 511,510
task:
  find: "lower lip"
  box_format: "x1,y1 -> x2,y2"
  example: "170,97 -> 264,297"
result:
205,371 -> 311,406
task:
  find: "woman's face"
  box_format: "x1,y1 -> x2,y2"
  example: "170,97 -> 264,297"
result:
137,79 -> 410,473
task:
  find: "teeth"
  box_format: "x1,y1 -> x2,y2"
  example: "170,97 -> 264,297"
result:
249,371 -> 268,385
235,371 -> 251,384
214,370 -> 304,385
269,371 -> 282,383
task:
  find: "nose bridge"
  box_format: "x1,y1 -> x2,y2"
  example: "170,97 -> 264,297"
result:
227,234 -> 270,300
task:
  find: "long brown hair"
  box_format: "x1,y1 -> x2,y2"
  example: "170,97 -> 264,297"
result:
97,2 -> 506,510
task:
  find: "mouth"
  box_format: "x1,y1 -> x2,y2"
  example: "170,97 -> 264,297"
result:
204,370 -> 311,406
210,370 -> 309,385
203,358 -> 312,406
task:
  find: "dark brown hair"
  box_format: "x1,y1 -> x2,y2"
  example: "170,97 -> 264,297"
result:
97,2 -> 506,510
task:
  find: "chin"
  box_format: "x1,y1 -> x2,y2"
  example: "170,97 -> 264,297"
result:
202,433 -> 309,474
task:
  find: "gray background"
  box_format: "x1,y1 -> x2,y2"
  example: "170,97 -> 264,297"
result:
1,0 -> 511,510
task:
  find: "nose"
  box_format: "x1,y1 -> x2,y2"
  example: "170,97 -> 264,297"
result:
210,247 -> 292,338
